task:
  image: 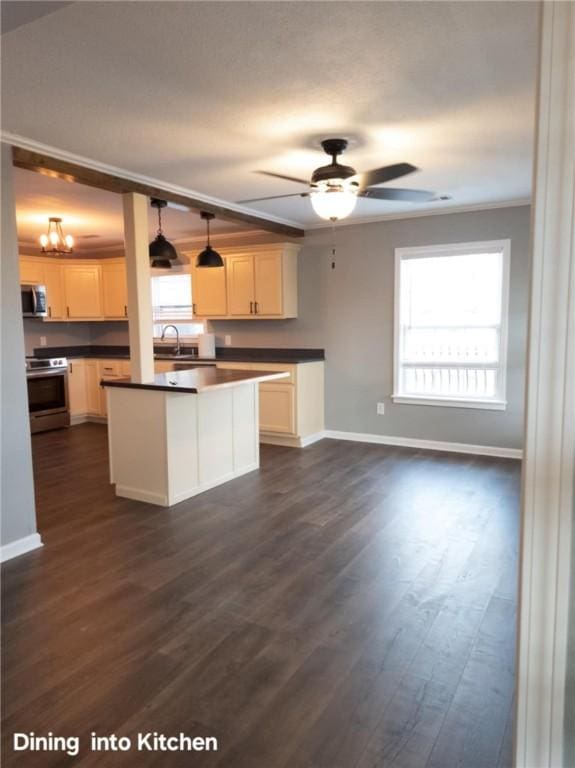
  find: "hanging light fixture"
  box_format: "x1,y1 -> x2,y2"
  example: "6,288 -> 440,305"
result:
310,179 -> 358,221
196,212 -> 224,268
149,198 -> 178,268
39,217 -> 74,254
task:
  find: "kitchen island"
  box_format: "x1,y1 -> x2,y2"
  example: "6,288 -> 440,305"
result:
102,367 -> 288,507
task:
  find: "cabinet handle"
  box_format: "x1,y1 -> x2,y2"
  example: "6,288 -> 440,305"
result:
255,301 -> 259,314
193,303 -> 196,315
69,362 -> 73,373
250,301 -> 254,314
66,306 -> 70,318
48,306 -> 52,318
124,305 -> 127,317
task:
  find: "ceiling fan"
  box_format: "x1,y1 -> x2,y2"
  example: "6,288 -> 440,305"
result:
239,138 -> 436,221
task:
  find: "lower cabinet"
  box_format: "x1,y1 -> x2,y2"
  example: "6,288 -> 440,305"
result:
259,383 -> 295,434
68,360 -> 87,416
67,357 -> 324,447
68,358 -> 176,421
85,361 -> 102,416
216,361 -> 324,446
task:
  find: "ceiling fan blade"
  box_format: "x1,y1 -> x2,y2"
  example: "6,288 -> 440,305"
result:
255,170 -> 310,185
358,162 -> 418,189
237,192 -> 309,204
359,187 -> 436,203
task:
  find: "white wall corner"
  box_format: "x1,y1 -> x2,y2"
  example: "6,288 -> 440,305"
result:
515,3 -> 575,767
0,533 -> 43,563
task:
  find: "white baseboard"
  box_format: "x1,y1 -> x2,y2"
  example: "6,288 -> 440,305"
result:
324,430 -> 523,459
260,431 -> 326,448
0,533 -> 43,563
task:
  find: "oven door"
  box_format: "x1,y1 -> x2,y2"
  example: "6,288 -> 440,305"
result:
27,372 -> 70,432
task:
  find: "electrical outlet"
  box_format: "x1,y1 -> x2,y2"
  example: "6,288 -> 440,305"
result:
376,402 -> 385,415
40,336 -> 47,347
225,335 -> 232,346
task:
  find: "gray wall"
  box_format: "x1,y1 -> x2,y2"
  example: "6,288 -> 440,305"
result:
213,205 -> 531,450
1,144 -> 38,547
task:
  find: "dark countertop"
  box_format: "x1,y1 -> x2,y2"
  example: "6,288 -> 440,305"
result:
102,367 -> 288,394
33,345 -> 325,364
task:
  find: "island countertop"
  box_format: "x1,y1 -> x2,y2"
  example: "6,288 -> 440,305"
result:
101,367 -> 288,394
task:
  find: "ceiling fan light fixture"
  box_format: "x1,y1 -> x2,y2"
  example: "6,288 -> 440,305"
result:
196,211 -> 224,268
310,182 -> 358,221
149,199 -> 178,268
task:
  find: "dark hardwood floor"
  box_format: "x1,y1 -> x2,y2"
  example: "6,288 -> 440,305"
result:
1,424 -> 520,767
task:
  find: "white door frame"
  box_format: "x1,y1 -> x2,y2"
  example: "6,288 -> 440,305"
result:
515,2 -> 575,766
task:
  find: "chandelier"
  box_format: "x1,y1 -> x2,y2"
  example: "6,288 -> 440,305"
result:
39,217 -> 74,255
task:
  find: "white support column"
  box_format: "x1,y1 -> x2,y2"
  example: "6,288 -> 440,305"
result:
515,3 -> 575,767
122,191 -> 154,383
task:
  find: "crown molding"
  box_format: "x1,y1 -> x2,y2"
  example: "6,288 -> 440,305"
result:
2,131 -> 303,234
304,198 -> 532,231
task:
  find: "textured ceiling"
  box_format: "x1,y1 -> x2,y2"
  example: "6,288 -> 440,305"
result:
2,1 -> 538,228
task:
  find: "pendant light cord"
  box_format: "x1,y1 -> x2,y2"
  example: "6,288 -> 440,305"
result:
157,206 -> 163,236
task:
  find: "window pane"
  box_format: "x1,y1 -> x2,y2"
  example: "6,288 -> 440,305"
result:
151,274 -> 193,320
396,246 -> 506,402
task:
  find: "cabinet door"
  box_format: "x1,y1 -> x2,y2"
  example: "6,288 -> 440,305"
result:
192,262 -> 227,316
20,259 -> 45,285
154,361 -> 175,373
85,360 -> 101,415
67,360 -> 87,416
44,262 -> 65,320
254,252 -> 283,316
259,383 -> 296,434
102,263 -> 128,319
64,265 -> 103,319
227,255 -> 255,316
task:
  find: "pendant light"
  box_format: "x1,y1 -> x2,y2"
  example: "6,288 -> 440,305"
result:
196,212 -> 224,268
149,199 -> 178,268
39,217 -> 74,254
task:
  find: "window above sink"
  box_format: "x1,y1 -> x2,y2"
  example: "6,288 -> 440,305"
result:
151,273 -> 205,341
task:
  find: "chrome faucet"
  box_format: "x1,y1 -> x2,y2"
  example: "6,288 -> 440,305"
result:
160,324 -> 181,356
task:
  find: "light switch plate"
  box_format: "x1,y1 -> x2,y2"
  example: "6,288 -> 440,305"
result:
376,402 -> 385,415
225,335 -> 232,346
40,336 -> 47,347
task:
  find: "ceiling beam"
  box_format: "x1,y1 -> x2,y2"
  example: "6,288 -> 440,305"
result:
11,146 -> 304,239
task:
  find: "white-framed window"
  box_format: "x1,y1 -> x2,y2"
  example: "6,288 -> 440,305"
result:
151,273 -> 204,340
393,239 -> 510,410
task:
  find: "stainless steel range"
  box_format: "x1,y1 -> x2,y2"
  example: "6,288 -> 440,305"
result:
26,357 -> 70,433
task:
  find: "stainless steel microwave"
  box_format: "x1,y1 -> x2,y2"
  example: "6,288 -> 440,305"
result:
21,283 -> 48,318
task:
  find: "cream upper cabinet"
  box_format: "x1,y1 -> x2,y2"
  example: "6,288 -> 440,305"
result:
43,262 -> 65,320
254,252 -> 283,316
64,264 -> 103,319
191,261 -> 227,316
20,259 -> 45,285
227,254 -> 255,316
102,262 -> 128,319
67,359 -> 87,416
225,245 -> 299,319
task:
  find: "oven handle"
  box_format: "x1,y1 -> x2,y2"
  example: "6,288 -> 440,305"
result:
26,369 -> 68,378
31,287 -> 38,315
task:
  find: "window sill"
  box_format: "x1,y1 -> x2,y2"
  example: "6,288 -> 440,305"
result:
392,395 -> 507,411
